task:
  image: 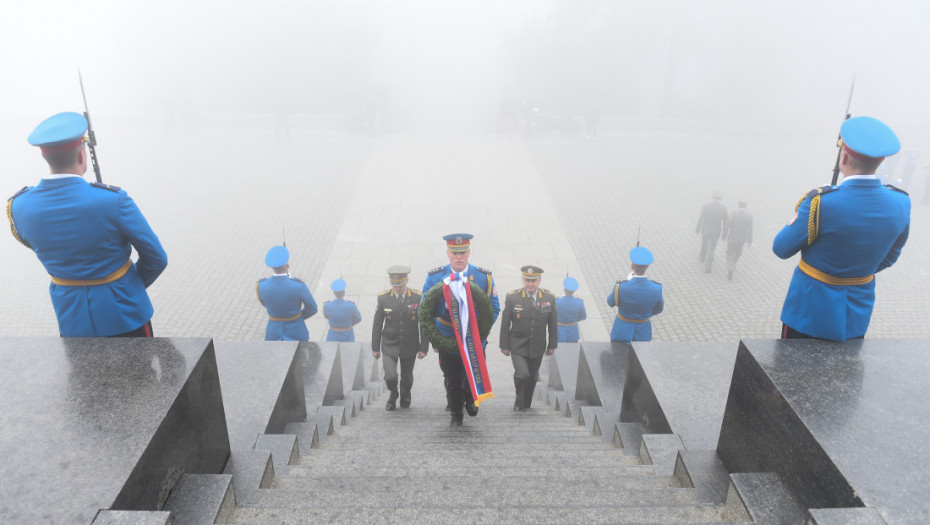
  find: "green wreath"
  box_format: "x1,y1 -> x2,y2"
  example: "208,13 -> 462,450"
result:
419,281 -> 493,352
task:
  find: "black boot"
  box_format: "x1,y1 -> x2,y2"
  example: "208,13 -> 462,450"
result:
384,381 -> 397,412
399,390 -> 411,409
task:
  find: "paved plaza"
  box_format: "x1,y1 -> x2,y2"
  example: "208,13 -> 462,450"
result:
3,121 -> 929,344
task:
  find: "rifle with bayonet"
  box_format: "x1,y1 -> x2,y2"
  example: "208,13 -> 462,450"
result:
79,71 -> 102,183
831,77 -> 856,186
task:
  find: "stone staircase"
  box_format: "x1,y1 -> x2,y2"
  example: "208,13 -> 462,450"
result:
221,360 -> 768,525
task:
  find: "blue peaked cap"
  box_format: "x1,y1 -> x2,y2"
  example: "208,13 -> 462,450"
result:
630,246 -> 654,265
265,245 -> 289,267
840,116 -> 900,158
563,276 -> 579,291
28,112 -> 87,147
331,279 -> 347,292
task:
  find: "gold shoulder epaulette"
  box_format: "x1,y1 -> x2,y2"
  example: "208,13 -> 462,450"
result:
428,266 -> 446,275
507,289 -> 522,296
410,289 -> 421,295
379,289 -> 391,296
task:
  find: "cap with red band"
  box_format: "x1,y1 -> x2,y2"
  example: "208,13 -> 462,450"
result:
442,233 -> 473,253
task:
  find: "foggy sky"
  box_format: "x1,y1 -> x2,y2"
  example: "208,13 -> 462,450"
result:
2,1 -> 929,139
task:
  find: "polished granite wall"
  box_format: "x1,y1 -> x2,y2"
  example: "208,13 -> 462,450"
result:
717,339 -> 930,524
0,337 -> 229,523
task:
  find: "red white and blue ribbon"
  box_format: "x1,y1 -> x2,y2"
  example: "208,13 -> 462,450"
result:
443,271 -> 494,405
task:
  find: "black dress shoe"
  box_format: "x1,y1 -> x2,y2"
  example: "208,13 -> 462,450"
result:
450,418 -> 463,427
513,403 -> 523,412
465,402 -> 478,417
400,401 -> 410,408
385,399 -> 396,411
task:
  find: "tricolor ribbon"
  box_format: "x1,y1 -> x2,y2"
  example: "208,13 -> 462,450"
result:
443,271 -> 494,406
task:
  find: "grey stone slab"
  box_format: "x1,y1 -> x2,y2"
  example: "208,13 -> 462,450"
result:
338,342 -> 365,394
580,342 -> 630,413
580,405 -> 605,433
549,342 -> 580,397
254,434 -> 299,477
808,507 -> 889,525
302,342 -> 339,408
725,472 -> 804,525
593,409 -> 620,442
162,473 -> 235,525
316,405 -> 347,427
283,421 -> 320,455
612,422 -> 646,455
620,341 -> 737,449
92,510 -> 173,525
0,337 -> 229,524
214,341 -> 306,452
673,450 -> 733,505
717,339 -> 930,525
222,450 -> 273,506
640,434 -> 685,477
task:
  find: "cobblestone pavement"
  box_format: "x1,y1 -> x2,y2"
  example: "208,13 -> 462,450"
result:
3,124 -> 927,342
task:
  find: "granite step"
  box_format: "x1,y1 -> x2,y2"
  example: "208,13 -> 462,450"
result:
295,450 -> 643,468
283,464 -> 660,477
255,485 -> 704,508
229,503 -> 734,524
270,472 -> 680,491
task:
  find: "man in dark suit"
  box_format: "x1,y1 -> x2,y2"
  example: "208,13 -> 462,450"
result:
695,191 -> 728,273
723,201 -> 753,280
499,265 -> 558,411
372,266 -> 428,411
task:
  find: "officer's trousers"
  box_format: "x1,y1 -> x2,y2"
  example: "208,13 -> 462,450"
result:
726,242 -> 744,272
382,353 -> 416,404
511,354 -> 543,409
699,235 -> 719,272
438,352 -> 470,420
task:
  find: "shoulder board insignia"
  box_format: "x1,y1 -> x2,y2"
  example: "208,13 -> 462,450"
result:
474,266 -> 492,274
291,277 -> 305,283
91,182 -> 121,193
410,289 -> 421,295
257,277 -> 268,283
618,280 -> 628,285
507,289 -> 522,296
651,280 -> 662,286
8,186 -> 32,201
539,288 -> 553,296
379,289 -> 391,296
428,266 -> 446,275
884,184 -> 909,195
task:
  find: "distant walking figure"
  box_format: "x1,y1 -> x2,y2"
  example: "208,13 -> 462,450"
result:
723,201 -> 753,280
695,191 -> 728,273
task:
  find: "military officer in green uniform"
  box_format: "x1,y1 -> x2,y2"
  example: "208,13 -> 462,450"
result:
499,265 -> 558,411
372,265 -> 429,411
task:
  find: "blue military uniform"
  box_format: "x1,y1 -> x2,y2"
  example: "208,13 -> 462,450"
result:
774,116 -> 910,341
324,279 -> 362,342
556,276 -> 586,343
422,263 -> 500,335
607,247 -> 664,343
256,246 -> 318,341
7,112 -> 167,337
422,233 -> 500,425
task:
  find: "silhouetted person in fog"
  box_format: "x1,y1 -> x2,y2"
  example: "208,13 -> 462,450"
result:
695,191 -> 727,273
723,201 -> 753,280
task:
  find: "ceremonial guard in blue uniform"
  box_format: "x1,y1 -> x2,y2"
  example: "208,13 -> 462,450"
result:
500,265 -> 558,411
372,266 -> 428,411
607,247 -> 664,343
256,245 -> 318,341
774,116 -> 910,341
421,233 -> 500,426
324,279 -> 362,342
8,112 -> 167,337
556,276 -> 586,343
